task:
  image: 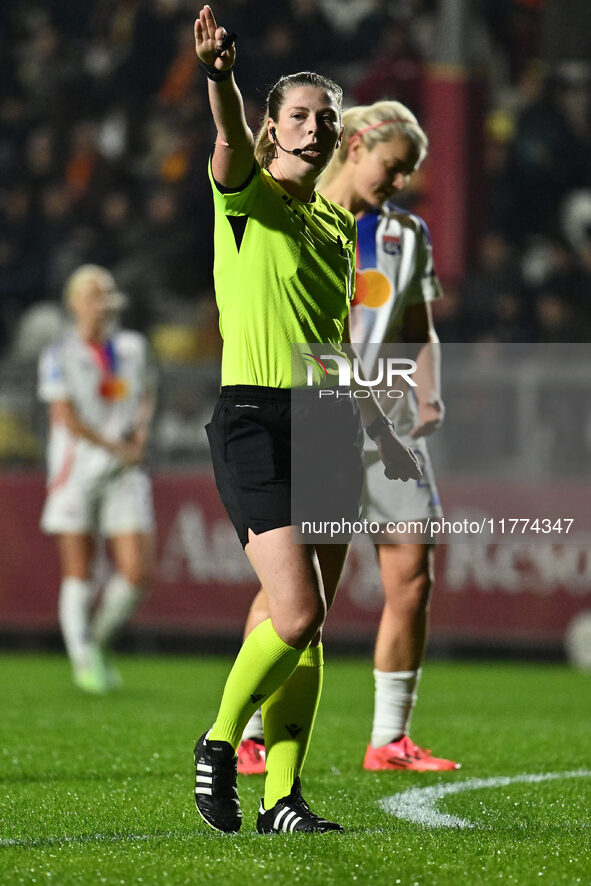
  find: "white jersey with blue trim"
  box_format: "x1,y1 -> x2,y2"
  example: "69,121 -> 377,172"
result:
351,202 -> 443,435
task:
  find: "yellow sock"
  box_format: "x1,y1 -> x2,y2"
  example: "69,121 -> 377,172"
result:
262,643 -> 323,809
208,619 -> 302,751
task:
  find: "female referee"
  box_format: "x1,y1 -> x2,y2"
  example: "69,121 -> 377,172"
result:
192,6 -> 420,836
238,101 -> 459,775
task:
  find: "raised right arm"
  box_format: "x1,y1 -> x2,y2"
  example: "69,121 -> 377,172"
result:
194,5 -> 254,188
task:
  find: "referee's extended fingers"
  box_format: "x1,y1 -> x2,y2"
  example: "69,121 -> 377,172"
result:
202,5 -> 218,40
195,18 -> 215,62
194,18 -> 203,47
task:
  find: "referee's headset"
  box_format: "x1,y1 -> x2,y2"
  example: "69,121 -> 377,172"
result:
270,127 -> 303,156
270,127 -> 343,157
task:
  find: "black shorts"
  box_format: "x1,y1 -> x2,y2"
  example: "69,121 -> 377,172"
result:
205,385 -> 364,547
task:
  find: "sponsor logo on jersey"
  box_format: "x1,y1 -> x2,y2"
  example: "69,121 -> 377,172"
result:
354,269 -> 392,308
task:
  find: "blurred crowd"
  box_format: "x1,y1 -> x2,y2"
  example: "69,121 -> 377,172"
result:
1,0 -> 591,362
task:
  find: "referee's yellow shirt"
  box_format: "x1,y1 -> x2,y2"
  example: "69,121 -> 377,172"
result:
209,160 -> 356,388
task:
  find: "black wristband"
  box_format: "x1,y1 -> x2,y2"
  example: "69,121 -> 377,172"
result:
200,61 -> 234,82
366,415 -> 393,440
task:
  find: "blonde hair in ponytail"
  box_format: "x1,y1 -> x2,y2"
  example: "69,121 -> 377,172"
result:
320,100 -> 428,188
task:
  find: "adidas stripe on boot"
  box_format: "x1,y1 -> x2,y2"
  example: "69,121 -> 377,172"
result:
257,777 -> 343,834
194,732 -> 242,833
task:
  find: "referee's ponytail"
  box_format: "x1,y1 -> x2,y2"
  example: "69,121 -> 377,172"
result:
254,71 -> 343,169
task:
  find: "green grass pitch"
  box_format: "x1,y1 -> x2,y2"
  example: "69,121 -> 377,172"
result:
0,654 -> 589,885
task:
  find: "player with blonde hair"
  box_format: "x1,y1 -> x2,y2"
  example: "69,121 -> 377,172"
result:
38,264 -> 156,694
238,100 -> 459,774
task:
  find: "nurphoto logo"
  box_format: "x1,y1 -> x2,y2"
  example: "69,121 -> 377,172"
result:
303,351 -> 417,399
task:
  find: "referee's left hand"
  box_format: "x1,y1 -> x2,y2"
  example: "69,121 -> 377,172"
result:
375,426 -> 422,481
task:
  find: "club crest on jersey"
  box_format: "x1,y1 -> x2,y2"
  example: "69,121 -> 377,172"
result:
382,235 -> 401,256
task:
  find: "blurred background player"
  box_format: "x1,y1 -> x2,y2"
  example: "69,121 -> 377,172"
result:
38,264 -> 157,693
238,100 -> 459,774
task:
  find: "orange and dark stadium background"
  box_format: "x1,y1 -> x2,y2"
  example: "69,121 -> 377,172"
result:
1,0 -> 591,664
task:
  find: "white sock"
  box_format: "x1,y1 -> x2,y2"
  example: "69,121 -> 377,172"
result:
58,577 -> 96,672
92,573 -> 142,648
371,668 -> 421,748
242,708 -> 264,742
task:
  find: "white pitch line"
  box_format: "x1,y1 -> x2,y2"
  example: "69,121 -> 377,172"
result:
380,769 -> 591,829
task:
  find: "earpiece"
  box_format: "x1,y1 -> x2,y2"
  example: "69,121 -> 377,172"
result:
269,126 -> 303,157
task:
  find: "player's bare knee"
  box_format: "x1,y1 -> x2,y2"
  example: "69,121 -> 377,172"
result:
273,599 -> 326,648
384,568 -> 432,617
404,570 -> 432,615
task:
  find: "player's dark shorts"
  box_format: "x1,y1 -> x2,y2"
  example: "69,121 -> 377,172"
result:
205,385 -> 364,547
